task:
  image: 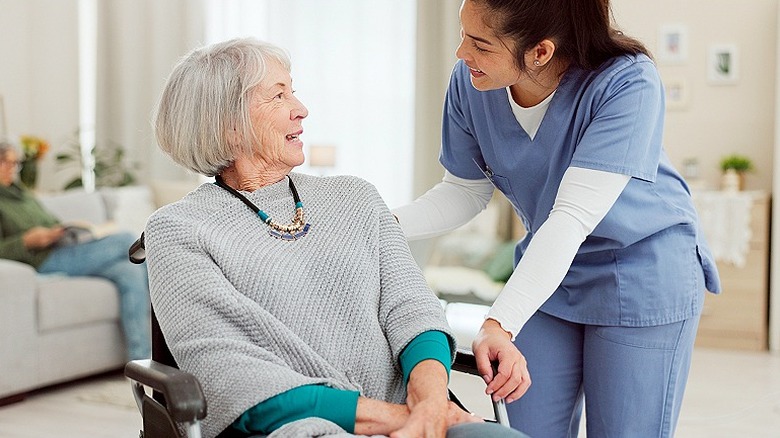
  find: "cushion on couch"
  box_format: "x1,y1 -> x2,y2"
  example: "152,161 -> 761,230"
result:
38,189 -> 108,225
100,185 -> 156,234
483,242 -> 516,283
36,276 -> 120,332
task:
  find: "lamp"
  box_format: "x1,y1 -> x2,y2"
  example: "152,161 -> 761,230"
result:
308,144 -> 337,175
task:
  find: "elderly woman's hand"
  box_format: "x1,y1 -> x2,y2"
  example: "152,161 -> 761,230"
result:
22,226 -> 65,250
446,400 -> 484,425
391,397 -> 448,438
472,319 -> 531,404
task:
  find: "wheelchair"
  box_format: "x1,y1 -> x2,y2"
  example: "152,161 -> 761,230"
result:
126,234 -> 509,438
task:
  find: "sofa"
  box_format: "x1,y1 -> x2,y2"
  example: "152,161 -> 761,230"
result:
0,180 -> 197,403
420,195 -> 520,306
412,195 -> 523,350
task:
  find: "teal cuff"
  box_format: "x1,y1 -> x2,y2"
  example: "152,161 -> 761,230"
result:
230,384 -> 360,435
399,330 -> 452,385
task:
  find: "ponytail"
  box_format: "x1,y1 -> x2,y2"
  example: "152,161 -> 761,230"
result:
476,0 -> 650,71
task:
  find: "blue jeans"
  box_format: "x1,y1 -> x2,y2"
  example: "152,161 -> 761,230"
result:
507,309 -> 701,438
39,232 -> 151,360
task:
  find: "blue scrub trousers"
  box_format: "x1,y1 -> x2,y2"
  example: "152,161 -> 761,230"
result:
507,310 -> 701,438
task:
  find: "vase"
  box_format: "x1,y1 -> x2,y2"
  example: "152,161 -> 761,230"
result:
19,159 -> 38,189
721,168 -> 743,192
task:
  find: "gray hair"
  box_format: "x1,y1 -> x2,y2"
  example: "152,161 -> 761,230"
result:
154,37 -> 292,176
0,140 -> 19,158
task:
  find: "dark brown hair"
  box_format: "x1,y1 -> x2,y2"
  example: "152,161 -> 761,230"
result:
473,0 -> 650,71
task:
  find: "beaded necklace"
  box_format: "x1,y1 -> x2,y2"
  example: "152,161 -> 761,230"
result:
214,175 -> 311,241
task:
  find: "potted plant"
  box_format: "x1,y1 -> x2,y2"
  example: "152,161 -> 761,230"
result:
18,135 -> 50,189
55,132 -> 138,189
719,154 -> 753,191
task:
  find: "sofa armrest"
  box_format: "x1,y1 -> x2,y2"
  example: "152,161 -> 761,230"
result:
0,259 -> 37,330
0,259 -> 39,397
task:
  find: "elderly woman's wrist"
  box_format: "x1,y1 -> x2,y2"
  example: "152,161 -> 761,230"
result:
354,398 -> 409,435
406,360 -> 449,408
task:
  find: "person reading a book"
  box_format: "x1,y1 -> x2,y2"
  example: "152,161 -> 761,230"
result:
0,141 -> 151,361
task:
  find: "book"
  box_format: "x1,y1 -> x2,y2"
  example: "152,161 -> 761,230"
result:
58,221 -> 119,246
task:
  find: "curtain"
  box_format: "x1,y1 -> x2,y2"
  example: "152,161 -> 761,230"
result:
413,0 -> 461,196
95,0 -> 204,185
204,0 -> 416,207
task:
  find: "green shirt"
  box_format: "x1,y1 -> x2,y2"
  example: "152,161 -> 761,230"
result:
0,182 -> 59,268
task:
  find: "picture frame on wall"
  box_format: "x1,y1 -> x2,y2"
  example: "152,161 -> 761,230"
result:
657,24 -> 688,64
663,76 -> 689,111
708,44 -> 739,85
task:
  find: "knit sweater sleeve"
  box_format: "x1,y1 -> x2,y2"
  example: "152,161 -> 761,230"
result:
365,182 -> 457,364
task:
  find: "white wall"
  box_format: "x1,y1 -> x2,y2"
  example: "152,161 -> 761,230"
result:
0,0 -> 80,190
614,0 -> 779,350
0,0 -> 203,192
613,0 -> 777,192
2,0 -> 777,195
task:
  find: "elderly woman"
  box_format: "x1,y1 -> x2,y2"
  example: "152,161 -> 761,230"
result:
145,38 -> 527,438
0,141 -> 151,360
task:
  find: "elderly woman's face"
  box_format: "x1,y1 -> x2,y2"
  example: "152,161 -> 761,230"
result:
248,60 -> 309,169
0,149 -> 20,187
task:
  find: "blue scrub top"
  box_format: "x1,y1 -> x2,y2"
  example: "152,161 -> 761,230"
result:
440,54 -> 721,327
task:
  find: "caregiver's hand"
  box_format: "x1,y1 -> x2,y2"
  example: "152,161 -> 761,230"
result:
472,319 -> 531,404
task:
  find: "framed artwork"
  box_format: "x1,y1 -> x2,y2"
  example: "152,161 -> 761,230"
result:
658,24 -> 688,64
708,44 -> 739,84
663,77 -> 689,111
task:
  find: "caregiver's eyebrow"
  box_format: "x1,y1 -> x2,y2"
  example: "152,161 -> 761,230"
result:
466,33 -> 495,46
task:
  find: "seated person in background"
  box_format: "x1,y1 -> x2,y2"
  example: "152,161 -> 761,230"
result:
0,141 -> 151,361
144,37 -> 528,438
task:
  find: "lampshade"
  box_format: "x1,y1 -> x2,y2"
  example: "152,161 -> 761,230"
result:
308,144 -> 337,167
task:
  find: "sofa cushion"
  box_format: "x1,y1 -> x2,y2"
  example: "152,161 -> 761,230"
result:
483,242 -> 516,283
99,185 -> 156,234
37,189 -> 108,225
37,276 -> 120,332
424,265 -> 502,303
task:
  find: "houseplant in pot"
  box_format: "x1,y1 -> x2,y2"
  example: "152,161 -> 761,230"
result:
719,154 -> 753,191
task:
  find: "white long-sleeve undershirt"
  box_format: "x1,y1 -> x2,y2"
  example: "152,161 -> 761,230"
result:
392,167 -> 630,338
392,171 -> 495,241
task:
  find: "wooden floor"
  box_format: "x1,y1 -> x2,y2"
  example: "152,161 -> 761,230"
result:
0,348 -> 778,437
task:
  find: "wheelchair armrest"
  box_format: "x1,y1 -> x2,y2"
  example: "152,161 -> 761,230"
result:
129,232 -> 146,264
451,348 -> 510,426
452,348 -> 481,376
125,359 -> 207,423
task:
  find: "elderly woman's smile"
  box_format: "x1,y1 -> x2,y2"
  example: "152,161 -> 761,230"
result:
285,130 -> 303,145
247,58 -> 309,173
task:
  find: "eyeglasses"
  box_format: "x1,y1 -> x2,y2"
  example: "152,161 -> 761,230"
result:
0,159 -> 22,168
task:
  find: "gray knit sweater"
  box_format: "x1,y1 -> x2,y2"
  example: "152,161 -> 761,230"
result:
145,173 -> 455,438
